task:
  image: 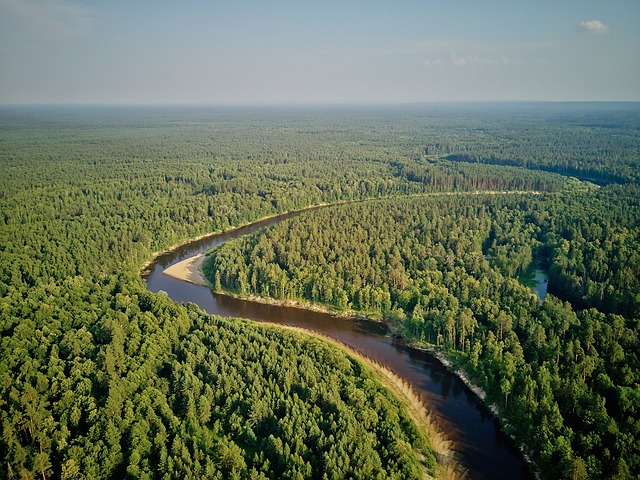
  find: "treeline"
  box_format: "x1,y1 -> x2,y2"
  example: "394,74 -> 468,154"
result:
445,154 -> 629,186
393,160 -> 568,192
204,190 -> 640,479
419,103 -> 640,184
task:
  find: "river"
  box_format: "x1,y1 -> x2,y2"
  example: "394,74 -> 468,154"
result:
142,210 -> 533,480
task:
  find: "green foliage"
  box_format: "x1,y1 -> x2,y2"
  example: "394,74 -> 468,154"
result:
2,104 -> 639,479
0,277 -> 433,479
0,106 -> 450,479
205,187 -> 640,479
436,103 -> 640,184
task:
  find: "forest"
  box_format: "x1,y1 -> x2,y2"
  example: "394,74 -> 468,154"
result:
1,103 -> 639,479
204,189 -> 640,478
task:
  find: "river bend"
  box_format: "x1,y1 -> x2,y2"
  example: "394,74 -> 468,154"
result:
142,210 -> 532,480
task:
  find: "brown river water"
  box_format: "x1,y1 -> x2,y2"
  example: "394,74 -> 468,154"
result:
142,210 -> 533,480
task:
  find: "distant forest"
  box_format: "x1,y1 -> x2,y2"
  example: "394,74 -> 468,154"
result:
1,104 -> 639,479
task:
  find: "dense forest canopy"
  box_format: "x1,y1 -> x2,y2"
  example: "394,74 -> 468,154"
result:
1,103 -> 639,479
204,189 -> 640,478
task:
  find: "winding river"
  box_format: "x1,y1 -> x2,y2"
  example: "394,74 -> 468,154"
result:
142,210 -> 533,480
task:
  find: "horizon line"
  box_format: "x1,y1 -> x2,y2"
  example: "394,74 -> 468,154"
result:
1,100 -> 640,108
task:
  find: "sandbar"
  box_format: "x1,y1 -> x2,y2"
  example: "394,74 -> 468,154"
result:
162,253 -> 207,286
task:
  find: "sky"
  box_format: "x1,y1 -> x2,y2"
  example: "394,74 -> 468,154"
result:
0,0 -> 638,104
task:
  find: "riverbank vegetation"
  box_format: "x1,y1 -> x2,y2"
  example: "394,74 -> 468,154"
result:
205,188 -> 640,478
2,103 -> 639,478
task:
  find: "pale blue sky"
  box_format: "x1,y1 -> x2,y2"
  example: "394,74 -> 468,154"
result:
1,0 -> 638,104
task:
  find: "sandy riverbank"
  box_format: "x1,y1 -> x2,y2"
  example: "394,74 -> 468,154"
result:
162,253 -> 207,286
273,324 -> 465,480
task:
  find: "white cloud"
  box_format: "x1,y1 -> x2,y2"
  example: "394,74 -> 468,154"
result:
413,39 -> 556,55
580,20 -> 609,34
423,58 -> 444,69
451,51 -> 519,68
451,51 -> 467,67
0,0 -> 95,40
500,56 -> 522,66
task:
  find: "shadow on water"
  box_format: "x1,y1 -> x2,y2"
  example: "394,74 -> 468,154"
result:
519,264 -> 549,301
143,215 -> 533,480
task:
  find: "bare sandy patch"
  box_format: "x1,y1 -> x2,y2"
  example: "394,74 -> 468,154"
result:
162,253 -> 207,286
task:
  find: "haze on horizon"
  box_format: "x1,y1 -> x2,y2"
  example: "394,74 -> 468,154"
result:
1,0 -> 638,105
